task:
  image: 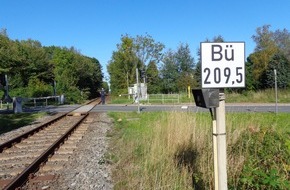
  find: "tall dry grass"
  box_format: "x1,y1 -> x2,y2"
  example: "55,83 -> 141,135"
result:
110,111 -> 290,189
111,112 -> 214,189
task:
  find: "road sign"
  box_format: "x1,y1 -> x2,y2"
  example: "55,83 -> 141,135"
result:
201,42 -> 245,88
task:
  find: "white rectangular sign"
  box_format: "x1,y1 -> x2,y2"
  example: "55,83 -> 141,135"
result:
201,42 -> 245,88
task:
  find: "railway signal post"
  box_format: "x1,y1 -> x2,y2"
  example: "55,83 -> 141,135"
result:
193,42 -> 245,190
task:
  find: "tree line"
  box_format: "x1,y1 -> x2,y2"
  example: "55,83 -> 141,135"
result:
108,25 -> 290,95
1,24 -> 289,103
0,29 -> 103,103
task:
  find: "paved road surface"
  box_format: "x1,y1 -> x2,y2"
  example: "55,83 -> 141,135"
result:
2,103 -> 289,114
91,103 -> 290,113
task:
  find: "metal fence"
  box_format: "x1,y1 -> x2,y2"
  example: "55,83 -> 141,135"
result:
0,95 -> 63,110
147,94 -> 180,104
24,95 -> 63,107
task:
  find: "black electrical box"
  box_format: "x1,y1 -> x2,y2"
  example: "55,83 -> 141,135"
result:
192,89 -> 219,108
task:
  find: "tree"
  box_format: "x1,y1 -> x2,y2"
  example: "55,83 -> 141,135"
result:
108,34 -> 164,94
250,25 -> 278,82
0,30 -> 103,102
0,32 -> 18,74
134,33 -> 165,67
17,39 -> 53,85
194,36 -> 224,87
45,46 -> 103,101
264,53 -> 290,89
107,35 -> 141,94
273,29 -> 290,62
175,43 -> 196,91
146,60 -> 160,93
244,58 -> 256,91
247,25 -> 290,89
160,50 -> 179,93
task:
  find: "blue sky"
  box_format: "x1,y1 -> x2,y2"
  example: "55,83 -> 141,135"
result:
1,0 -> 290,79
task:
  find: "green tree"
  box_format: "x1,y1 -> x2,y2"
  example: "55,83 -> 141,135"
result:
1,30 -> 103,102
250,25 -> 278,84
107,35 -> 141,95
244,58 -> 256,91
0,32 -> 18,74
46,46 -> 103,101
273,28 -> 290,62
264,53 -> 290,88
134,33 -> 165,67
87,57 -> 103,98
248,25 -> 290,89
16,39 -> 53,86
108,34 -> 164,94
27,78 -> 52,97
160,50 -> 179,93
146,60 -> 160,93
175,43 -> 196,91
194,36 -> 224,88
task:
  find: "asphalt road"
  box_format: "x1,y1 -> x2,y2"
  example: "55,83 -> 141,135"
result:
0,104 -> 290,113
2,103 -> 288,114
91,103 -> 290,113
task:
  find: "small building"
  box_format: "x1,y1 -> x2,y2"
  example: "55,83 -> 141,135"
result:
128,83 -> 147,102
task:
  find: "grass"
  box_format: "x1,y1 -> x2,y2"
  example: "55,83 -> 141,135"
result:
108,111 -> 290,189
226,89 -> 290,103
0,112 -> 47,135
109,89 -> 290,104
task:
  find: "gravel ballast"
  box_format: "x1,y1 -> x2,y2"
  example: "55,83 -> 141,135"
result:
49,112 -> 114,190
0,112 -> 114,190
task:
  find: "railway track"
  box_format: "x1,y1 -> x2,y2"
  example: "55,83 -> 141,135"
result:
0,99 -> 101,189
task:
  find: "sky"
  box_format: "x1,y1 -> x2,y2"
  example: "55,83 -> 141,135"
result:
1,0 -> 290,79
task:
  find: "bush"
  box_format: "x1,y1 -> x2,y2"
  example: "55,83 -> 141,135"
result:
232,129 -> 290,189
27,78 -> 52,97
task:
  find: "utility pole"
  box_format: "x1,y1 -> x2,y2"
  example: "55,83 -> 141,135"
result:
136,68 -> 140,113
274,69 -> 278,114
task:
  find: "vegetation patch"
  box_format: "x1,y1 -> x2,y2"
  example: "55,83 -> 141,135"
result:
0,112 -> 46,134
108,112 -> 290,189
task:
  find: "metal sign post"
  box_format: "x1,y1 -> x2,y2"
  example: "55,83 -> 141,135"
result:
198,42 -> 245,190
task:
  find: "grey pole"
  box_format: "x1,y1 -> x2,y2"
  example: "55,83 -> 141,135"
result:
5,74 -> 8,96
216,91 -> 228,189
5,74 -> 9,110
274,69 -> 278,114
136,68 -> 140,113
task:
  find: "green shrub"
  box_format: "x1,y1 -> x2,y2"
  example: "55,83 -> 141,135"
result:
27,78 -> 52,97
230,129 -> 290,189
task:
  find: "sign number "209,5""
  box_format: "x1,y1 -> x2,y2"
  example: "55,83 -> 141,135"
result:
201,42 -> 245,88
203,67 -> 243,85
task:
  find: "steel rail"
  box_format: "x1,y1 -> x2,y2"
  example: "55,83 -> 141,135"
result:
0,98 -> 100,153
3,113 -> 89,190
0,112 -> 67,153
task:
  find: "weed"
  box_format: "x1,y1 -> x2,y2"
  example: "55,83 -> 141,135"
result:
109,112 -> 290,190
0,112 -> 46,134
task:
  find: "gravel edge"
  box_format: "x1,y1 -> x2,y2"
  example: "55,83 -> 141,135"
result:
49,112 -> 114,190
